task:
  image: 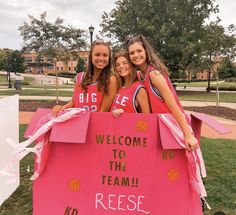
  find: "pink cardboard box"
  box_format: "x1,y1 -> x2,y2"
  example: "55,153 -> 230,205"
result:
25,109 -> 230,215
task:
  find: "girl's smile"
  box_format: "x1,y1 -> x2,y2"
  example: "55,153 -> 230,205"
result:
128,42 -> 147,68
92,45 -> 109,71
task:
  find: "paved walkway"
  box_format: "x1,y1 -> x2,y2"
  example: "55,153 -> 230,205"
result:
1,94 -> 236,109
181,101 -> 236,109
176,86 -> 236,93
0,95 -> 72,101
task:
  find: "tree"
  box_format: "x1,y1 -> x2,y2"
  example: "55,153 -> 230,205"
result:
196,23 -> 236,91
0,49 -> 25,88
0,49 -> 8,70
219,58 -> 236,79
19,12 -> 87,102
100,0 -> 218,74
8,50 -> 25,73
76,56 -> 85,73
194,22 -> 236,107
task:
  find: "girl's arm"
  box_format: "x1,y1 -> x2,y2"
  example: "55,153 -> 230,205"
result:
149,70 -> 198,151
52,100 -> 74,116
100,75 -> 118,112
136,88 -> 151,113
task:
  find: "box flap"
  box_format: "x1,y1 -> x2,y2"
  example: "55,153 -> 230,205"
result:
190,112 -> 231,135
24,108 -> 52,138
158,114 -> 184,150
50,111 -> 90,144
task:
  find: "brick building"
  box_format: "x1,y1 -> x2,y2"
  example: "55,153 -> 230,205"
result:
22,51 -> 89,74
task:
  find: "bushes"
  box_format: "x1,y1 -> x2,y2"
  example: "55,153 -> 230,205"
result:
47,72 -> 77,78
173,79 -> 216,83
209,86 -> 236,91
225,77 -> 236,83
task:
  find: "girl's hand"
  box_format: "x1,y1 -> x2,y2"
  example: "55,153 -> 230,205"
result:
52,105 -> 64,117
112,109 -> 124,118
185,134 -> 198,151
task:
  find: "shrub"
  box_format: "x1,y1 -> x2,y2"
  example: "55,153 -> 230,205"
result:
209,86 -> 236,91
225,77 -> 236,83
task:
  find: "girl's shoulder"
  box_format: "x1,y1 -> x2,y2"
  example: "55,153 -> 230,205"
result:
147,65 -> 164,77
149,69 -> 162,77
108,74 -> 118,83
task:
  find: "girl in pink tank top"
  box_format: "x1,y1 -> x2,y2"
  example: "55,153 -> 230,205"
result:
127,35 -> 197,152
110,49 -> 150,117
52,41 -> 117,115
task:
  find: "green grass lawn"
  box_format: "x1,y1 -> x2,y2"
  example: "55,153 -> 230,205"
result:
0,74 -> 35,86
201,138 -> 236,215
0,126 -> 235,214
177,91 -> 236,103
176,81 -> 236,88
1,88 -> 235,103
0,74 -> 8,86
0,89 -> 73,97
0,74 -> 7,82
21,77 -> 35,85
23,85 -> 74,89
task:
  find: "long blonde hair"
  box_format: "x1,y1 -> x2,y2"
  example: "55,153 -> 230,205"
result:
126,35 -> 169,75
113,49 -> 138,89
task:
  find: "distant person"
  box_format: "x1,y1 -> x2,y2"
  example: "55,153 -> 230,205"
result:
126,35 -> 198,151
52,41 -> 117,115
110,49 -> 150,117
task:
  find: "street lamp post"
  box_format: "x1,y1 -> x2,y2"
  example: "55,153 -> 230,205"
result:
88,25 -> 95,45
206,71 -> 211,92
6,49 -> 12,88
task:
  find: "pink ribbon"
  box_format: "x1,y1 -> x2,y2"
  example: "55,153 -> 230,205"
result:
159,113 -> 207,198
0,108 -> 86,181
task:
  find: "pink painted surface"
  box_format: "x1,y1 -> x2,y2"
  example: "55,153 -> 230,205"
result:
24,108 -> 52,139
50,111 -> 90,144
158,117 -> 183,149
201,123 -> 236,139
26,110 -> 203,215
191,112 -> 231,135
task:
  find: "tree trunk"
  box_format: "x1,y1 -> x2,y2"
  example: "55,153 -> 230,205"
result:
206,70 -> 211,92
54,61 -> 59,104
56,71 -> 59,104
216,73 -> 220,108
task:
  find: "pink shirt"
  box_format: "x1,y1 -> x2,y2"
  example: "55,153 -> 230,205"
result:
72,72 -> 103,112
110,81 -> 144,113
138,65 -> 184,114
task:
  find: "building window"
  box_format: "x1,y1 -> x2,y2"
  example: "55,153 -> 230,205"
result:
48,58 -> 53,63
57,67 -> 59,70
61,67 -> 63,70
25,57 -> 32,63
69,66 -> 71,71
48,66 -> 54,70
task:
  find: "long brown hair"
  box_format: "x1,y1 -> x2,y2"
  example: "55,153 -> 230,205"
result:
81,41 -> 112,94
113,49 -> 138,89
126,35 -> 168,75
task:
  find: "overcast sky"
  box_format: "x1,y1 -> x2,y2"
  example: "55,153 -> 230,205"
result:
0,0 -> 235,50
